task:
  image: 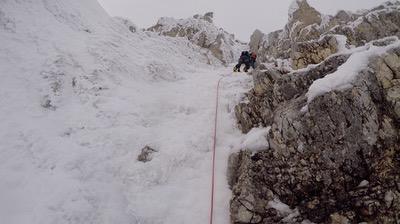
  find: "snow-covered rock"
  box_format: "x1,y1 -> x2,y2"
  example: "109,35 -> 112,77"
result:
231,1 -> 400,223
113,16 -> 138,33
148,12 -> 246,64
250,0 -> 400,70
285,0 -> 322,40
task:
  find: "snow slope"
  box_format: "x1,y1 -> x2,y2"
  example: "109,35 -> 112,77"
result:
0,0 -> 253,223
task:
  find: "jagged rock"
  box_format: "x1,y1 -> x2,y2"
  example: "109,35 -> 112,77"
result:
329,4 -> 400,46
137,146 -> 157,162
250,29 -> 290,62
230,47 -> 400,223
230,151 -> 268,224
251,0 -> 400,70
232,2 -> 400,223
193,12 -> 213,23
291,35 -> 340,69
147,12 -> 244,64
203,12 -> 214,23
248,0 -> 324,67
286,0 -> 322,42
235,54 -> 350,133
331,10 -> 357,25
249,29 -> 265,53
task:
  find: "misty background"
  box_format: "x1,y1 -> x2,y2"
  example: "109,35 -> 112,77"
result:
97,0 -> 388,41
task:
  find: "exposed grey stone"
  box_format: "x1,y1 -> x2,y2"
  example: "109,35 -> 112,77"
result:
249,29 -> 265,53
231,2 -> 400,223
251,0 -> 400,69
231,43 -> 400,224
235,54 -> 350,133
286,0 -> 322,42
291,35 -> 339,70
137,146 -> 157,162
203,12 -> 214,23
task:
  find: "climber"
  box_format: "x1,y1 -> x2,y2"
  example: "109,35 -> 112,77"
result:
250,52 -> 257,69
233,51 -> 251,72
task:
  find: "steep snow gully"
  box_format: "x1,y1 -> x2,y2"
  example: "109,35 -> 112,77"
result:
110,69 -> 252,224
0,1 -> 255,223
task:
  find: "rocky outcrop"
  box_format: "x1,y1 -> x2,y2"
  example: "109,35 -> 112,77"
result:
235,53 -> 350,133
231,45 -> 400,224
291,35 -> 340,70
148,12 -> 245,64
249,0 -> 400,70
286,0 -> 322,42
231,1 -> 400,223
328,3 -> 400,47
249,29 -> 265,53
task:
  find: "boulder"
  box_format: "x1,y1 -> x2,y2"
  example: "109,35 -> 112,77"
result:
137,146 -> 157,162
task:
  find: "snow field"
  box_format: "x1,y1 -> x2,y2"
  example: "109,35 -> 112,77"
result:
0,0 -> 252,223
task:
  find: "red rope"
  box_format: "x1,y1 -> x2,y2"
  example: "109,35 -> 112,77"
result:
209,76 -> 224,224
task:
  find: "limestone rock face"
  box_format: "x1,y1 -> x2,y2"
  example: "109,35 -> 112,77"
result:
249,0 -> 400,70
291,35 -> 339,70
148,12 -> 245,64
231,47 -> 400,224
329,2 -> 400,47
235,54 -> 350,133
249,29 -> 264,53
231,1 -> 400,223
286,0 -> 322,42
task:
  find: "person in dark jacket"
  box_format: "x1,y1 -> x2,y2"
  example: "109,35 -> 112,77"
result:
234,51 -> 251,72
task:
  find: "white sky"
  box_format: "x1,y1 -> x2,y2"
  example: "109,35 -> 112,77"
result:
97,0 -> 388,41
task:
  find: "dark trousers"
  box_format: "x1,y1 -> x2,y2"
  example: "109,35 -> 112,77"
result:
250,61 -> 256,69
